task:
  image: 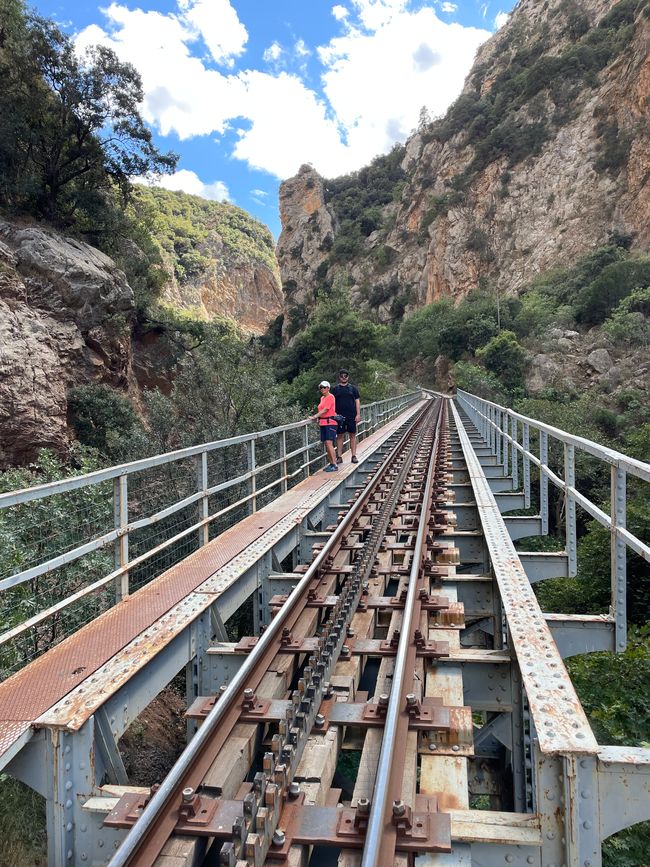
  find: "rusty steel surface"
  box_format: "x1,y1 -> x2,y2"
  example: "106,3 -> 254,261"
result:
107,400 -> 443,867
0,513 -> 281,731
450,400 -> 597,754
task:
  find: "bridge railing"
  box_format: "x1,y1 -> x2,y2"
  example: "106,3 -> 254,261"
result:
0,391 -> 420,677
456,388 -> 650,651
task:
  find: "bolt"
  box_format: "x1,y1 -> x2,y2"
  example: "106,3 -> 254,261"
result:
315,714 -> 325,728
392,800 -> 406,817
272,829 -> 286,847
451,744 -> 460,752
341,645 -> 351,659
289,781 -> 301,798
357,797 -> 370,814
428,742 -> 438,751
378,694 -> 389,706
243,688 -> 254,701
182,787 -> 194,803
406,693 -> 417,706
347,627 -> 355,638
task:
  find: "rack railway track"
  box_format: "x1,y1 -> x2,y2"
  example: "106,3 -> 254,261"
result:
2,391 -> 648,867
105,397 -> 465,866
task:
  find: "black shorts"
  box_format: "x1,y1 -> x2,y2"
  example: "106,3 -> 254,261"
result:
320,425 -> 337,442
337,416 -> 357,434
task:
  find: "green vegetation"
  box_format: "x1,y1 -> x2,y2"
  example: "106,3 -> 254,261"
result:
324,146 -> 406,263
0,0 -> 176,225
132,186 -> 278,282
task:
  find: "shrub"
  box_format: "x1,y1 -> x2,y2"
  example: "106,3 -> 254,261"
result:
575,257 -> 650,324
68,384 -> 141,457
603,286 -> 650,346
476,330 -> 527,391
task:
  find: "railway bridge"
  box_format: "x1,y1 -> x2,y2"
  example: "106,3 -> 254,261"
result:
0,390 -> 648,867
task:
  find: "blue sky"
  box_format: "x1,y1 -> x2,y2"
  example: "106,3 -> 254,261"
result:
34,0 -> 515,237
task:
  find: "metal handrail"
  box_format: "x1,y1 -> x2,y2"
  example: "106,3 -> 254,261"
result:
456,389 -> 650,652
0,392 -> 421,659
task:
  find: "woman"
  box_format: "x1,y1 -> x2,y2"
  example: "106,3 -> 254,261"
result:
309,380 -> 339,472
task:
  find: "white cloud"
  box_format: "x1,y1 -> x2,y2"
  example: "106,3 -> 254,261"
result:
494,11 -> 509,29
318,7 -> 489,165
263,41 -> 282,62
135,169 -> 230,201
180,0 -> 247,66
440,2 -> 457,12
251,189 -> 268,198
77,0 -> 491,181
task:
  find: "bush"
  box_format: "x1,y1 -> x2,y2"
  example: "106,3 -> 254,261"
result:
603,286 -> 650,346
476,330 -> 526,392
68,384 -> 142,458
575,257 -> 650,324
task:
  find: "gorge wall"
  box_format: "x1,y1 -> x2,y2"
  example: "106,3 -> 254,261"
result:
277,0 -> 650,325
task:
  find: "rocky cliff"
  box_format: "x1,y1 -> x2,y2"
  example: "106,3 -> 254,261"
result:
0,194 -> 284,466
277,0 -> 650,324
134,186 -> 283,334
0,221 -> 135,466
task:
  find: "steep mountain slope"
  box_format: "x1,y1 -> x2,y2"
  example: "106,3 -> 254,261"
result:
277,0 -> 650,326
133,187 -> 282,333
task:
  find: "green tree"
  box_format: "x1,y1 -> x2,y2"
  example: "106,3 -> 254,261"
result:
0,0 -> 176,222
476,330 -> 526,391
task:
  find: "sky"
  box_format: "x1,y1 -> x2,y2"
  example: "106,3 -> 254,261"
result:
34,0 -> 515,237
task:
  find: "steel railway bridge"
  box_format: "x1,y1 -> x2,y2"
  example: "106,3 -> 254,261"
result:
0,390 -> 648,867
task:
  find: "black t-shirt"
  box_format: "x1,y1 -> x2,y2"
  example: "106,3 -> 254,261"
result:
332,383 -> 360,418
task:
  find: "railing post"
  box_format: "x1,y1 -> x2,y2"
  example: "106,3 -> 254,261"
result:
495,409 -> 502,464
502,411 -> 509,476
511,416 -> 518,489
564,444 -> 577,577
303,425 -> 310,480
611,466 -> 627,652
371,403 -> 378,435
539,431 -> 548,534
247,439 -> 257,514
523,422 -> 530,509
113,475 -> 129,601
280,431 -> 288,494
196,451 -> 209,547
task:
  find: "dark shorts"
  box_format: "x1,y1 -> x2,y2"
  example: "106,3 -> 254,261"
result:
337,416 -> 357,435
320,425 -> 338,442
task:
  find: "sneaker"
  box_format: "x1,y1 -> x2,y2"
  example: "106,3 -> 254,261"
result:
325,464 -> 339,472
336,454 -> 343,464
351,455 -> 359,464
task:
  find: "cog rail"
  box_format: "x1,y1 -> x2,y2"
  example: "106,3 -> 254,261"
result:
106,397 -> 457,866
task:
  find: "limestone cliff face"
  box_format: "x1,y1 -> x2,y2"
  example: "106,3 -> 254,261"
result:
277,0 -> 650,322
0,221 -> 135,466
159,240 -> 283,335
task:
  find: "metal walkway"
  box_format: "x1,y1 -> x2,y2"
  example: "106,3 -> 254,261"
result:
0,391 -> 648,867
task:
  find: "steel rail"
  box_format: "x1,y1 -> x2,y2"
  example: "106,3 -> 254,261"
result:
361,399 -> 445,867
108,400 -> 436,867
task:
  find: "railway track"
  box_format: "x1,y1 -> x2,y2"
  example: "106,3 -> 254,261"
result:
105,397 -> 463,866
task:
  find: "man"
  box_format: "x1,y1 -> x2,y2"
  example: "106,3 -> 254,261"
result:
332,368 -> 361,464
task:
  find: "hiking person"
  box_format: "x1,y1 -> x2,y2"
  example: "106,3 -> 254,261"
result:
332,368 -> 361,464
309,380 -> 339,472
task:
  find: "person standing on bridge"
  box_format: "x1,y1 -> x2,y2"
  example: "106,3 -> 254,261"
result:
332,368 -> 361,464
309,380 -> 339,472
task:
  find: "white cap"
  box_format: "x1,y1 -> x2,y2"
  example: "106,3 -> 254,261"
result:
319,380 -> 330,388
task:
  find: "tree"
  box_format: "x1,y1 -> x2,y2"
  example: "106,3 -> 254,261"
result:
476,330 -> 526,392
0,0 -> 176,222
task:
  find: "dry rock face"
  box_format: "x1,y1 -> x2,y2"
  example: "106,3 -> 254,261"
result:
0,221 -> 135,466
277,0 -> 650,321
159,238 -> 283,335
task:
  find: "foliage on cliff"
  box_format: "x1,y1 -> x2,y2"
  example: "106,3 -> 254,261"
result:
131,186 -> 278,284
